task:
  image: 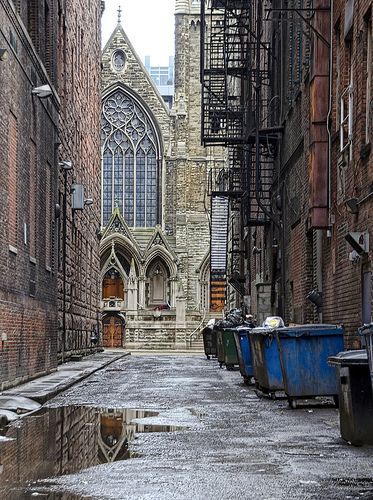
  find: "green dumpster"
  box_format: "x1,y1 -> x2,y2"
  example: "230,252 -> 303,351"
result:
217,328 -> 239,370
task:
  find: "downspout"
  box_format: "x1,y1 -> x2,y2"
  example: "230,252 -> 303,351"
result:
323,0 -> 334,323
326,0 -> 333,234
62,171 -> 67,364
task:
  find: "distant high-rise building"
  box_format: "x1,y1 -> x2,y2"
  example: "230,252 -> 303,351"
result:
144,55 -> 174,107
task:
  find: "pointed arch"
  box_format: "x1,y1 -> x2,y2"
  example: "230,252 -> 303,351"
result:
101,83 -> 163,228
144,246 -> 178,278
145,258 -> 170,307
100,234 -> 142,273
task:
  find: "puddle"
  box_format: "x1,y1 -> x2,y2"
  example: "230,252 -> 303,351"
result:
0,405 -> 185,498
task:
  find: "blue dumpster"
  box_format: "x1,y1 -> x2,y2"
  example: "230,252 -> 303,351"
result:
233,327 -> 254,385
358,323 -> 373,393
275,324 -> 344,408
249,327 -> 284,398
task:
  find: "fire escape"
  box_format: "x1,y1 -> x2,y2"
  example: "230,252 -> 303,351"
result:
201,0 -> 280,307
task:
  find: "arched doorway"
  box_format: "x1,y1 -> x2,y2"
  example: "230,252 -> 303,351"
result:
102,315 -> 125,348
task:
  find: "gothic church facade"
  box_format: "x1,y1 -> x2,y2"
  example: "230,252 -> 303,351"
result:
100,1 -> 214,349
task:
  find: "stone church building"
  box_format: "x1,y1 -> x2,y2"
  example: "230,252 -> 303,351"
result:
100,1 -> 216,350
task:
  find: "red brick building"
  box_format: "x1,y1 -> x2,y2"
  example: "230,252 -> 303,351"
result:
201,0 -> 372,345
0,0 -> 102,389
323,0 -> 373,346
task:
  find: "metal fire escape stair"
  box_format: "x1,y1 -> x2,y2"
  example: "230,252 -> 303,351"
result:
201,0 -> 281,301
210,195 -> 229,311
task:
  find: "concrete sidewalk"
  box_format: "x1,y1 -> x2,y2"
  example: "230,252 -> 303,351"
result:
0,350 -> 130,406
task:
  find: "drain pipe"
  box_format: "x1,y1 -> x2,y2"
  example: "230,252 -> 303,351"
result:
327,0 -> 333,233
322,0 -> 334,323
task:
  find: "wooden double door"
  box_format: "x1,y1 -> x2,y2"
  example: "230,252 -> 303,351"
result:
103,316 -> 124,348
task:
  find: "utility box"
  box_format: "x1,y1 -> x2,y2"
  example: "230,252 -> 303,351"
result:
71,184 -> 84,210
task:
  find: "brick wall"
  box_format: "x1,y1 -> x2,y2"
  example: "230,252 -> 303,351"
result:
56,0 -> 102,359
322,0 -> 373,347
0,0 -> 59,389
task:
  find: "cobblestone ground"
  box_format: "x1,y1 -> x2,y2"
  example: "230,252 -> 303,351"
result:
3,354 -> 373,499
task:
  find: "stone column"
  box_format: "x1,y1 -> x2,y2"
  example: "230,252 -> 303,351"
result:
176,281 -> 186,327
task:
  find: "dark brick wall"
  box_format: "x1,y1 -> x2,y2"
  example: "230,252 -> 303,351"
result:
322,0 -> 373,347
0,0 -> 59,389
0,0 -> 102,387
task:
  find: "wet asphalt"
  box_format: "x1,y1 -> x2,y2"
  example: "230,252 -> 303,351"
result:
6,354 -> 373,499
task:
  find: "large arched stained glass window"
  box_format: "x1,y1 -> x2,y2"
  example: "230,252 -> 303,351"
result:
101,89 -> 160,227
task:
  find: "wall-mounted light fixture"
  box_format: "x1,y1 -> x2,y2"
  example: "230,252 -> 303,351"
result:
59,160 -> 73,171
0,49 -> 9,61
345,198 -> 359,214
345,191 -> 373,214
32,84 -> 52,98
307,289 -> 323,310
84,198 -> 94,206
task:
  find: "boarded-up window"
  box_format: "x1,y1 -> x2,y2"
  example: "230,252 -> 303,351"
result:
29,141 -> 37,258
45,163 -> 52,269
8,112 -> 18,249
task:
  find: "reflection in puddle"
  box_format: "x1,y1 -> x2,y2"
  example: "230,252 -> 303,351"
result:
0,406 -> 185,498
98,408 -> 184,462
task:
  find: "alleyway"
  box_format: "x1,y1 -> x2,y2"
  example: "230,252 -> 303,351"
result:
1,353 -> 373,499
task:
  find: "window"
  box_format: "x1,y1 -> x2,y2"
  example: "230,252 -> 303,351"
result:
366,15 -> 372,144
287,0 -> 304,102
112,50 -> 126,72
8,112 -> 18,249
102,268 -> 124,300
339,45 -> 353,157
45,163 -> 52,270
340,84 -> 353,152
335,26 -> 341,131
101,90 -> 160,227
29,141 -> 37,259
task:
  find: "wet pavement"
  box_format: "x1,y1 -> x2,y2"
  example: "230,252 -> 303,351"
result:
0,354 -> 372,499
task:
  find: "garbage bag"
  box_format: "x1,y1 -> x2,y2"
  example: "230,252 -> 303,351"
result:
262,316 -> 285,328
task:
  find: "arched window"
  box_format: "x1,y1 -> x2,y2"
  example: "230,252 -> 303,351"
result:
102,268 -> 125,300
101,89 -> 160,227
199,258 -> 210,312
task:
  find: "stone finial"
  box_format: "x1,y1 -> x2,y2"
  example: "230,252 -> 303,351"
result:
117,4 -> 122,24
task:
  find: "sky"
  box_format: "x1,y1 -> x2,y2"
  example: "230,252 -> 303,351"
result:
101,0 -> 175,66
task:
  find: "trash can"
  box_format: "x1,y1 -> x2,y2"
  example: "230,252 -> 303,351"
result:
328,350 -> 373,446
217,328 -> 239,370
233,327 -> 254,384
358,323 -> 373,393
249,327 -> 284,398
222,328 -> 239,370
275,324 -> 344,408
202,325 -> 217,359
